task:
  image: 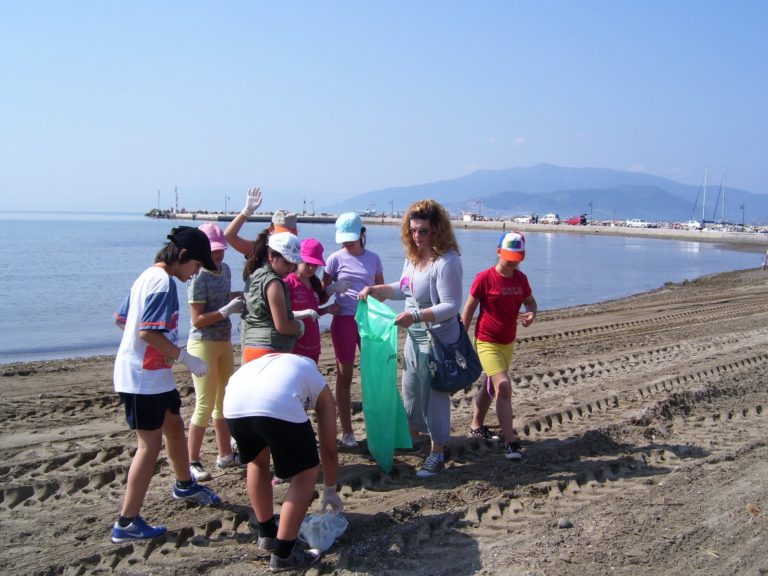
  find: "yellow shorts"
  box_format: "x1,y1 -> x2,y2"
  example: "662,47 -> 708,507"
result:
475,340 -> 515,378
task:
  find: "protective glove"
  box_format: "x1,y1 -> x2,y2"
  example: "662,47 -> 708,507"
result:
295,319 -> 306,339
326,279 -> 351,294
178,349 -> 209,377
241,186 -> 263,217
293,309 -> 319,322
320,486 -> 344,514
218,297 -> 244,318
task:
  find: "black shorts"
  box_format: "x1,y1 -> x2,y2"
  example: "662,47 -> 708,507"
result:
227,416 -> 320,480
120,389 -> 181,430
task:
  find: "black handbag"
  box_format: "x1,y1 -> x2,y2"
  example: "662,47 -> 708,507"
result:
425,317 -> 483,394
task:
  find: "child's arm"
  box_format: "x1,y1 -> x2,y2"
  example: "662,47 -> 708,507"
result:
139,329 -> 208,376
223,187 -> 262,256
520,295 -> 538,327
266,281 -> 304,337
190,299 -> 243,329
461,294 -> 480,330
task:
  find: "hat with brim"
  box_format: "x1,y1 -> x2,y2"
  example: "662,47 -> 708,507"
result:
168,226 -> 217,271
497,231 -> 525,262
300,238 -> 326,266
335,212 -> 362,243
272,210 -> 298,234
268,232 -> 303,264
198,222 -> 228,251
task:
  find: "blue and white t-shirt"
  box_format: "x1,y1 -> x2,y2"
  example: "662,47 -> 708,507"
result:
113,265 -> 179,394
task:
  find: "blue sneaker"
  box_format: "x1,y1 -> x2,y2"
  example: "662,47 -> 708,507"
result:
111,516 -> 167,543
172,481 -> 221,505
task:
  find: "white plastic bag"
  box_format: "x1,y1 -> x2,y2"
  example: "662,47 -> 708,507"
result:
299,513 -> 349,551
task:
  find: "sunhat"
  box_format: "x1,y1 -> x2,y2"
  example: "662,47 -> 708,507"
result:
197,222 -> 227,251
335,212 -> 362,243
268,232 -> 303,264
167,226 -> 217,271
272,210 -> 298,234
300,239 -> 326,266
497,231 -> 525,262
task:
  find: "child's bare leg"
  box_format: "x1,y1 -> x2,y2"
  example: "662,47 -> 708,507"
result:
187,423 -> 206,462
471,379 -> 493,429
491,374 -> 517,443
120,428 -> 163,517
278,465 -> 320,541
163,411 -> 192,481
246,448 -> 274,522
213,418 -> 234,457
335,362 -> 354,436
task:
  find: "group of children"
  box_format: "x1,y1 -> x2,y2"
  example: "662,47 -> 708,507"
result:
111,189 -> 537,571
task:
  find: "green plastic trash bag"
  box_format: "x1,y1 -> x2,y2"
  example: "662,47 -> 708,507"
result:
355,297 -> 412,473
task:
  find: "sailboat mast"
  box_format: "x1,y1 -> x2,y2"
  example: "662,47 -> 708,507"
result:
702,167 -> 708,223
721,168 -> 726,224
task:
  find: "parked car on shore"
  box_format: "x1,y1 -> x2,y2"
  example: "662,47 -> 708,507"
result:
682,220 -> 703,230
566,214 -> 588,226
626,218 -> 651,228
513,214 -> 537,224
539,213 -> 561,225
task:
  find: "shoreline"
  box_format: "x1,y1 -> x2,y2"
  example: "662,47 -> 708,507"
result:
2,265 -> 763,369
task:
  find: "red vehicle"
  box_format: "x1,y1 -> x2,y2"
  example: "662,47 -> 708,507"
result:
566,214 -> 587,226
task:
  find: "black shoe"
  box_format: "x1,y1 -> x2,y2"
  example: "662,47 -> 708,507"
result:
469,426 -> 501,441
269,548 -> 321,572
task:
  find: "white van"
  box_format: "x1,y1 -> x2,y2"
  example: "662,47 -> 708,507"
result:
626,218 -> 650,228
540,213 -> 561,225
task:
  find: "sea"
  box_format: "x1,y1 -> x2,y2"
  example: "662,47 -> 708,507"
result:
1,211 -> 762,363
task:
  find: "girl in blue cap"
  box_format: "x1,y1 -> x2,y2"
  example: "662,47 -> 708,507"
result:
323,212 -> 384,447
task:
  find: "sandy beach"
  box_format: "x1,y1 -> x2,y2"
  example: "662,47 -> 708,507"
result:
2,266 -> 768,575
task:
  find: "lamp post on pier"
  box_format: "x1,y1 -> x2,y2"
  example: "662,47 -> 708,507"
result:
225,195 -> 231,214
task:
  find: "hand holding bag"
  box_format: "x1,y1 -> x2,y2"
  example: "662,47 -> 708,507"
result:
425,317 -> 482,394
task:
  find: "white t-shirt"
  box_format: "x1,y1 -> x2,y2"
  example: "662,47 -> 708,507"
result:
224,354 -> 328,423
113,265 -> 179,394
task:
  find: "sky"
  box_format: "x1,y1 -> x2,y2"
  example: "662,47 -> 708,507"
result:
1,1 -> 766,214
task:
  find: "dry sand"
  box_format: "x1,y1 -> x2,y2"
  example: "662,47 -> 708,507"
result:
2,267 -> 768,575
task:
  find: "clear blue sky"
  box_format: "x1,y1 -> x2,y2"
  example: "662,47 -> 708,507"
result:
2,1 -> 766,213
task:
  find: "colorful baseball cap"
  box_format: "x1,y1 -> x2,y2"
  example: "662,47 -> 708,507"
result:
335,212 -> 362,243
300,238 -> 326,266
497,231 -> 525,262
268,232 -> 303,264
197,222 -> 227,251
272,210 -> 298,234
167,226 -> 217,271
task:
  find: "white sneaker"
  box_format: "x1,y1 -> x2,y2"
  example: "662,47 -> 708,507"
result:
189,461 -> 211,482
216,452 -> 241,469
340,433 -> 358,448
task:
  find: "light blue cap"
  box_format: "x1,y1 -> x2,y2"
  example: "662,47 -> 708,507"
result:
335,212 -> 362,243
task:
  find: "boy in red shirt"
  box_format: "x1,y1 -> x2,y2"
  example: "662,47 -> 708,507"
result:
461,231 -> 537,460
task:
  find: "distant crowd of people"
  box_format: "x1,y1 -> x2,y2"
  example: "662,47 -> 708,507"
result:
111,188 -> 537,571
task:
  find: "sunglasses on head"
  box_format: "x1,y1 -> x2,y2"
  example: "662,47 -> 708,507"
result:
410,227 -> 430,237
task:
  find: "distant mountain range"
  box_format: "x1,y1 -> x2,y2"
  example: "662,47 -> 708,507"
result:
325,164 -> 768,224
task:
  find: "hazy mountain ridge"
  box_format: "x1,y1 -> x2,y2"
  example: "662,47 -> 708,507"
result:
326,164 -> 766,223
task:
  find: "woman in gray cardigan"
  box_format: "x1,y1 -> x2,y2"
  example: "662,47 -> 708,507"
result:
360,199 -> 463,478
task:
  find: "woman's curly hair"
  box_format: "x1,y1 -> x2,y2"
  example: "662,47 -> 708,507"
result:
399,199 -> 460,262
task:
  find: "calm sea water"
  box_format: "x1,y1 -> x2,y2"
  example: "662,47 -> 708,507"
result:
1,211 -> 762,363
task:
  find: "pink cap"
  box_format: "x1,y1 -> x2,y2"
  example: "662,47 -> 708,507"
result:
300,238 -> 326,266
198,222 -> 227,251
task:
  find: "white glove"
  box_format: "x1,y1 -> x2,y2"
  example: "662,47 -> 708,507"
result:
178,349 -> 208,377
218,297 -> 244,318
241,186 -> 263,217
295,319 -> 306,339
293,309 -> 319,322
326,279 -> 351,294
321,486 -> 344,513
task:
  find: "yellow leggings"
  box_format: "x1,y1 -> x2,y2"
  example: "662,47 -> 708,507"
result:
187,339 -> 235,426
